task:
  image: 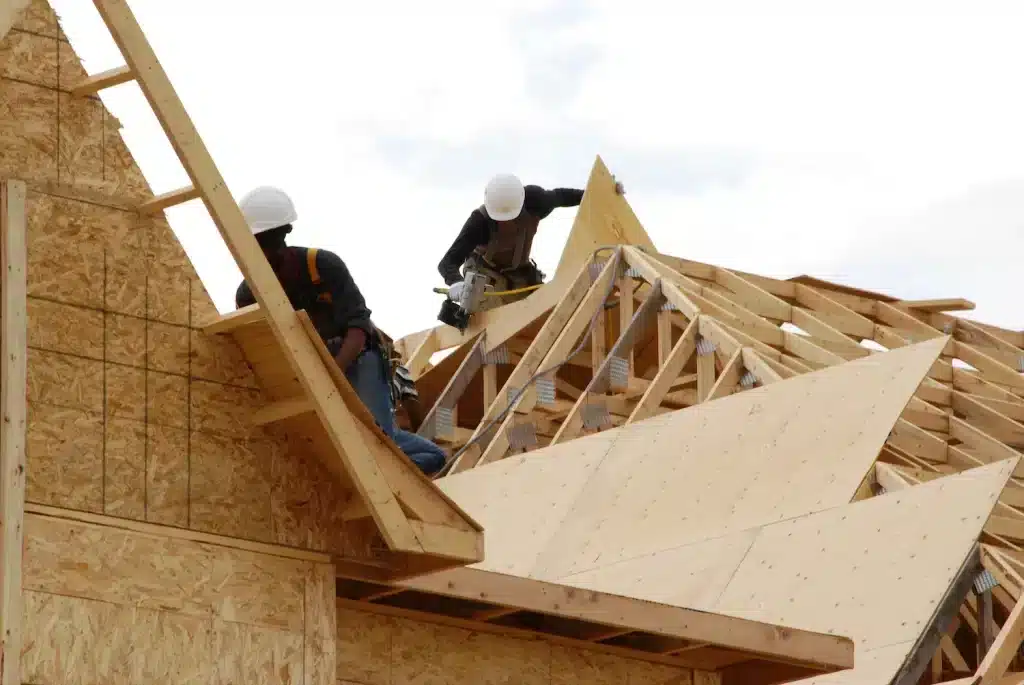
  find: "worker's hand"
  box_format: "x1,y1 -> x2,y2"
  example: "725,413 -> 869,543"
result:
613,176 -> 625,195
447,281 -> 466,302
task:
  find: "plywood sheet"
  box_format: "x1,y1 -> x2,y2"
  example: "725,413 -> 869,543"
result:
562,460 -> 1015,685
21,511 -> 337,684
439,338 -> 947,581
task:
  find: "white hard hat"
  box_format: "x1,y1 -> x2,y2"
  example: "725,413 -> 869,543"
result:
238,186 -> 298,234
483,173 -> 525,221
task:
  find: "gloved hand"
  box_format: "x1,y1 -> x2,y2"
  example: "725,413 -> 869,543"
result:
447,281 -> 466,302
613,175 -> 625,195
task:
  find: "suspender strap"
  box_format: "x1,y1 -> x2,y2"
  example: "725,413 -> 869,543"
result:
307,247 -> 321,285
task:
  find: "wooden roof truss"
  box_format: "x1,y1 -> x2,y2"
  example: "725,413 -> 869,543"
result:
397,157 -> 1024,684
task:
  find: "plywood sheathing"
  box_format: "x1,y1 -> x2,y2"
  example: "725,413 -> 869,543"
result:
76,0 -> 481,569
0,6 -> 380,562
21,509 -> 337,683
433,337 -> 947,580
335,602 -> 718,685
385,341 -> 953,674
0,0 -> 32,43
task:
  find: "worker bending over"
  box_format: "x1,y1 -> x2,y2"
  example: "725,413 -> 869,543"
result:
437,174 -> 586,310
234,186 -> 446,477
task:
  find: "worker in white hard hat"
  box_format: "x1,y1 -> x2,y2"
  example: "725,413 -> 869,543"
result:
437,173 -> 623,311
234,186 -> 446,476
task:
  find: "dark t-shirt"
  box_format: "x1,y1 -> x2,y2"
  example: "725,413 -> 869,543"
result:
437,185 -> 584,284
235,246 -> 373,344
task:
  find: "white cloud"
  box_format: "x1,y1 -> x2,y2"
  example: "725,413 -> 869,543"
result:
50,0 -> 1023,335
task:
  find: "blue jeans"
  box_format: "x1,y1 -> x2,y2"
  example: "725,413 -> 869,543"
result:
344,348 -> 447,476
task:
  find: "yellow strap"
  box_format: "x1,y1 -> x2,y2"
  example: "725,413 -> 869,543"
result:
307,247 -> 320,284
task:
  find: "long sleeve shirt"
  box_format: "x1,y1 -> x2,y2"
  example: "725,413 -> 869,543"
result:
235,246 -> 374,344
437,185 -> 584,285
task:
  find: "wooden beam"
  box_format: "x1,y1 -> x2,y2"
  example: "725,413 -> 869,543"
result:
252,395 -> 313,426
473,257 -> 622,467
138,184 -> 200,214
418,335 -> 485,441
0,180 -> 27,685
551,281 -> 664,445
628,317 -> 699,424
406,329 -> 438,379
706,348 -> 743,402
898,298 -> 976,313
92,0 -> 424,553
976,583 -> 1024,684
70,64 -> 135,96
448,256 -> 617,473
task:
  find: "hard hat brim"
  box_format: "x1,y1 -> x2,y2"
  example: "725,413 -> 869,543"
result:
486,206 -> 522,222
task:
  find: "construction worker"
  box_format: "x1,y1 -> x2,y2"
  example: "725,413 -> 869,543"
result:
234,186 -> 446,477
437,173 -> 623,310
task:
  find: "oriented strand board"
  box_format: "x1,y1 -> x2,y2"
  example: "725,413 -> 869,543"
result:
2,20 -> 363,559
334,603 -> 707,685
21,511 -> 337,684
562,460 -> 1015,685
438,337 -> 947,581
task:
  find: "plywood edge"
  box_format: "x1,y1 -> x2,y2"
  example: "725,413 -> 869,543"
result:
25,503 -> 334,564
398,566 -> 855,673
553,155 -> 656,282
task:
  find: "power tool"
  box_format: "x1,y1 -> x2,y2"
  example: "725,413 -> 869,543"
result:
435,270 -> 490,332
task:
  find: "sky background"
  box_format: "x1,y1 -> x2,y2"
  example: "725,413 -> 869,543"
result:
50,0 -> 1024,338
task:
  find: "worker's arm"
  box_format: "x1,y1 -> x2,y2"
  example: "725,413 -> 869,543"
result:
524,185 -> 585,221
316,249 -> 375,371
437,210 -> 490,285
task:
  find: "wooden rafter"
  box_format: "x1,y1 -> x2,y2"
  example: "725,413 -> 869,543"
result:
89,0 -> 482,574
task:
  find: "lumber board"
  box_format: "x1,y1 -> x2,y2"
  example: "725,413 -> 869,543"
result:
0,180 -> 27,685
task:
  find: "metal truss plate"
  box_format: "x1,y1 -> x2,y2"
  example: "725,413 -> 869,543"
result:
608,356 -> 630,390
507,422 -> 538,451
536,376 -> 556,406
974,568 -> 998,595
696,337 -> 716,357
739,371 -> 757,389
582,403 -> 612,430
624,266 -> 641,279
484,344 -> 510,365
660,301 -> 677,312
435,407 -> 454,437
588,260 -> 607,282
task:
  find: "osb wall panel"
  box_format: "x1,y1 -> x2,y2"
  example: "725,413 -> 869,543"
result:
335,605 -> 717,685
4,1 -> 359,557
22,512 -> 337,684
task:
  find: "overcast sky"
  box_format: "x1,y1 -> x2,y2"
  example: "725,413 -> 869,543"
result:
51,0 -> 1023,337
